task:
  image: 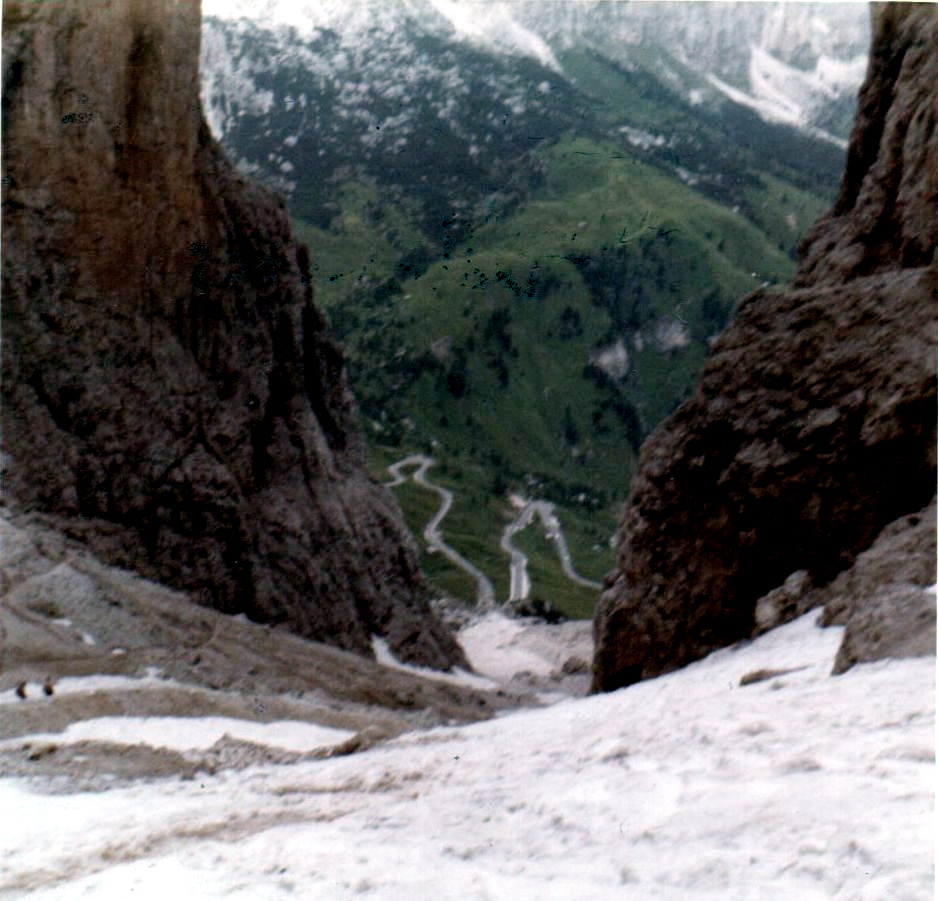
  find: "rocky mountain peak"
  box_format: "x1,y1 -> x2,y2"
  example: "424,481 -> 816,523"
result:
592,3 -> 936,692
797,2 -> 938,284
1,0 -> 465,670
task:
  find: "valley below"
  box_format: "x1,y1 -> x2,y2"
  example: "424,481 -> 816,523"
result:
387,453 -> 601,612
197,0 -> 872,616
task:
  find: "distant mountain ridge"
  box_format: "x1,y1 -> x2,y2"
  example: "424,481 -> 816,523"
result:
198,1 -> 868,246
513,1 -> 869,141
202,0 -> 869,147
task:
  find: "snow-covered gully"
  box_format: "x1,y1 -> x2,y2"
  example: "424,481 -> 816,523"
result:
1,610 -> 932,899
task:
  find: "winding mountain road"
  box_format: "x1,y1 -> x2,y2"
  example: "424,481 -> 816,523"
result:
501,500 -> 603,601
387,455 -> 496,609
387,455 -> 602,606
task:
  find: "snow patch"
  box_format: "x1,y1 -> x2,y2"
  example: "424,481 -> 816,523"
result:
675,166 -> 699,186
589,339 -> 631,381
3,717 -> 354,754
458,611 -> 557,682
371,636 -> 499,692
706,55 -> 850,151
655,318 -> 690,352
425,0 -> 562,72
3,611 -> 932,898
619,125 -> 667,150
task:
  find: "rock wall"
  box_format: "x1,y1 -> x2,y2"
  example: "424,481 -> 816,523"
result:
1,0 -> 465,670
592,4 -> 937,692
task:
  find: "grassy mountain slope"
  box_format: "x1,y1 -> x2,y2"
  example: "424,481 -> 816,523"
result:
206,17 -> 843,615
298,136 -> 829,615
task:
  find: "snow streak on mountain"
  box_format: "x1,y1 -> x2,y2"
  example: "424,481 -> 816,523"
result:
201,0 -> 869,147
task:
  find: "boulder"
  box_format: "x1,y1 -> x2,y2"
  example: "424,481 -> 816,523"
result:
820,497 -> 936,628
753,570 -> 813,637
592,4 -> 937,692
749,497 -> 936,674
1,1 -> 465,669
821,497 -> 935,673
833,583 -> 935,675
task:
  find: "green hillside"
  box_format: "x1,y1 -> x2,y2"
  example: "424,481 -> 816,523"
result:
204,6 -> 852,617
295,134 -> 828,617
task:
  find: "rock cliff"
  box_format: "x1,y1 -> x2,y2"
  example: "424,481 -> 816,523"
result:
592,3 -> 936,692
1,0 -> 465,670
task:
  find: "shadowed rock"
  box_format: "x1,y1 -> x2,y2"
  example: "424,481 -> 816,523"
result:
593,4 -> 937,692
1,0 -> 465,669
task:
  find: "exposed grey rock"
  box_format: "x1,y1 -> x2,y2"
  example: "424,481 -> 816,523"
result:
816,496 -> 936,673
1,1 -> 464,669
592,5 -> 937,692
832,583 -> 935,675
0,515 -> 54,593
509,597 -> 568,624
754,571 -> 813,635
819,497 -> 937,629
559,656 -> 589,676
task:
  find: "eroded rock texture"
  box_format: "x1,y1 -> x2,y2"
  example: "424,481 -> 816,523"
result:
593,4 -> 937,692
821,497 -> 936,674
1,0 -> 465,670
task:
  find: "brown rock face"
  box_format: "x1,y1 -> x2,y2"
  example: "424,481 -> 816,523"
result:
1,0 -> 466,670
796,4 -> 938,286
592,4 -> 937,693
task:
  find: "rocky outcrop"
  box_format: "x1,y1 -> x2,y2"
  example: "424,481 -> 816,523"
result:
750,496 -> 936,672
592,4 -> 937,692
821,497 -> 936,673
1,0 -> 465,669
832,584 -> 935,674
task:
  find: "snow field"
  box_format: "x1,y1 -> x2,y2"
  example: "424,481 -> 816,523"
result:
459,611 -> 560,682
0,611 -> 933,899
0,716 -> 353,755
